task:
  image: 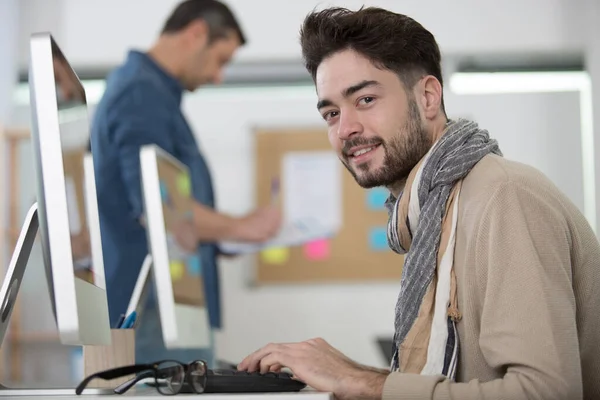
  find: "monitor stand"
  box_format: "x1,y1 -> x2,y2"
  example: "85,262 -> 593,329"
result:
0,203 -> 112,396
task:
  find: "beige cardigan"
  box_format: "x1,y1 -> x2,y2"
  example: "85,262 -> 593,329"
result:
383,154 -> 600,400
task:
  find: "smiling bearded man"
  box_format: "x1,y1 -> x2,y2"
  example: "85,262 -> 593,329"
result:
236,6 -> 600,400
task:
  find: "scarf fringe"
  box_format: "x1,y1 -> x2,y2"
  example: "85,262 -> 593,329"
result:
448,269 -> 462,322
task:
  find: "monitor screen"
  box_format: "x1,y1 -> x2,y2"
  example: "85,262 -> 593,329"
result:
52,40 -> 99,285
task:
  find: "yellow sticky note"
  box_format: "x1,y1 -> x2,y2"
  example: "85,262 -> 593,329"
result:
176,173 -> 191,197
169,260 -> 185,281
260,247 -> 289,264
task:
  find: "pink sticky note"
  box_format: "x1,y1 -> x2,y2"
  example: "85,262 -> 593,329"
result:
303,239 -> 330,260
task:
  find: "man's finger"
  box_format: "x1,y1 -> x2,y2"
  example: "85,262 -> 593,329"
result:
238,351 -> 262,372
238,346 -> 265,370
239,343 -> 285,372
269,363 -> 283,373
259,351 -> 291,375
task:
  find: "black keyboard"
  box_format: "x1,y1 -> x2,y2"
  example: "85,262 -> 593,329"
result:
149,369 -> 306,393
204,369 -> 306,393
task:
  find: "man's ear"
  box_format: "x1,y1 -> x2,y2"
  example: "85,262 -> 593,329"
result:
419,75 -> 443,120
184,19 -> 209,48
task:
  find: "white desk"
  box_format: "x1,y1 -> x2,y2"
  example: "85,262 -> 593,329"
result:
12,386 -> 332,399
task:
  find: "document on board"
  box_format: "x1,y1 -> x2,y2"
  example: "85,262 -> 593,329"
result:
219,217 -> 333,254
282,150 -> 342,232
219,150 -> 342,255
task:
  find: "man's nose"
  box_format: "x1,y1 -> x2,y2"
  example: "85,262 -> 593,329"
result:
337,110 -> 363,140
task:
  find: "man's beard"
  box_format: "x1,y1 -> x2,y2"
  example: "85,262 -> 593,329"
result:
340,98 -> 431,189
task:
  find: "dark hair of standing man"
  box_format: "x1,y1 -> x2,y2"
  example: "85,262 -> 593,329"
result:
162,0 -> 247,45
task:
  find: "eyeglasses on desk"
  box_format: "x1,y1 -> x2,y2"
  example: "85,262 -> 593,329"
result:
75,359 -> 208,395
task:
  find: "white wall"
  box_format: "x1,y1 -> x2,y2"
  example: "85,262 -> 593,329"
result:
18,0 -> 585,68
0,1 -> 19,121
586,0 -> 600,231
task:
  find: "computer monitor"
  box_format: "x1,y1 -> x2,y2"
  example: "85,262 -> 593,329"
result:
28,31 -> 111,346
0,32 -> 112,395
137,144 -> 211,349
0,31 -> 111,348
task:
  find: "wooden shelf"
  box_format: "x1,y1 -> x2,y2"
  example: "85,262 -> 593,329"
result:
1,127 -> 33,383
6,229 -> 40,243
8,331 -> 59,343
4,128 -> 29,140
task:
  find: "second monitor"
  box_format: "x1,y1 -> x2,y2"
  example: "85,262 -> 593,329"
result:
137,144 -> 211,349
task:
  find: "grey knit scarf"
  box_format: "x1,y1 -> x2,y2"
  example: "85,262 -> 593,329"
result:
385,118 -> 502,376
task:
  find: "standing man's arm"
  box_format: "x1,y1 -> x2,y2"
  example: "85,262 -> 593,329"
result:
111,84 -> 280,245
191,201 -> 280,242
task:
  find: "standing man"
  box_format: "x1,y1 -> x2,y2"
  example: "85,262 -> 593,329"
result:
237,6 -> 600,399
90,0 -> 281,366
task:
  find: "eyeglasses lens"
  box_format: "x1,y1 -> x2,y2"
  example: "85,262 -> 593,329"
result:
155,361 -> 185,395
188,360 -> 207,393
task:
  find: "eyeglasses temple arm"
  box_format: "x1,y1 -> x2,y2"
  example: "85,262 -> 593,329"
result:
75,364 -> 152,395
113,370 -> 155,395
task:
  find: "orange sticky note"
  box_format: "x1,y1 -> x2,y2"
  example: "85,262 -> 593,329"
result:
303,239 -> 330,260
260,247 -> 289,264
169,260 -> 185,281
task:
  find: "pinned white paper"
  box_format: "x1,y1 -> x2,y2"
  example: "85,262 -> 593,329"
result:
218,150 -> 343,255
282,151 -> 342,233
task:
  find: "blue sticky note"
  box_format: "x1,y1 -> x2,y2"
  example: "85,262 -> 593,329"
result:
160,181 -> 169,202
369,227 -> 389,251
367,188 -> 390,210
187,255 -> 202,276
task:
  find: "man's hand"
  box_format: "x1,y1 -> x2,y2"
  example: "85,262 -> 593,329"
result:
189,202 -> 282,244
233,205 -> 282,242
237,338 -> 388,400
171,217 -> 199,253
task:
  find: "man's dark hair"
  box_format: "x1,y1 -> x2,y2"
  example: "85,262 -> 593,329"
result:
162,0 -> 246,45
300,7 -> 443,98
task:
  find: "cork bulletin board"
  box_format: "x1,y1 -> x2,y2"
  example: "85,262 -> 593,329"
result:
254,128 -> 404,284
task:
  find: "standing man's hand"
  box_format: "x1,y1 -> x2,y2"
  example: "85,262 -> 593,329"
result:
172,217 -> 199,253
234,205 -> 282,242
237,338 -> 388,400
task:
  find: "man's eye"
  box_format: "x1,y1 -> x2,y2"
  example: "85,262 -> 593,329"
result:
323,111 -> 339,121
359,97 -> 374,105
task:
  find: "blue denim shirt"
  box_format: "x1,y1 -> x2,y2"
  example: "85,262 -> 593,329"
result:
90,51 -> 221,330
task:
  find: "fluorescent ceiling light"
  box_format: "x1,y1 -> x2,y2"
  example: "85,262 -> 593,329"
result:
449,71 -> 590,94
12,79 -> 107,106
12,80 -> 317,106
450,70 -> 596,233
